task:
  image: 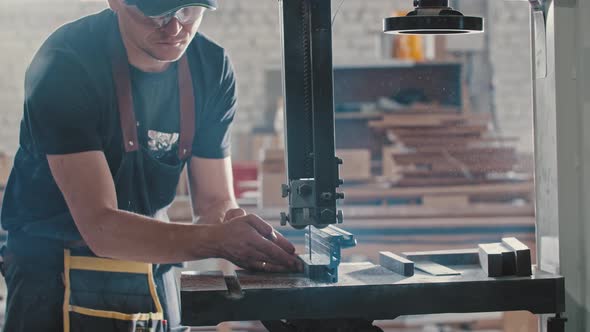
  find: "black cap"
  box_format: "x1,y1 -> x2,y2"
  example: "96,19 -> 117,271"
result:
126,0 -> 217,17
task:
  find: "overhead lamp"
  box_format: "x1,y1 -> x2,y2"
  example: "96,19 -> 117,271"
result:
383,0 -> 484,35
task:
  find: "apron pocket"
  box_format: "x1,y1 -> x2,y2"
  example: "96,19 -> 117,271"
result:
63,250 -> 165,332
69,310 -> 164,332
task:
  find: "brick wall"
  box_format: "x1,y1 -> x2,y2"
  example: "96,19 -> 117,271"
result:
487,1 -> 534,154
0,0 -> 534,155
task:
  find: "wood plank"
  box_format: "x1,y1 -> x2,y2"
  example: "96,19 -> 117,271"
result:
502,237 -> 533,277
181,271 -> 228,292
379,251 -> 414,276
478,243 -> 504,277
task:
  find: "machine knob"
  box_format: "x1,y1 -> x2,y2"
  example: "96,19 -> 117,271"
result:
336,157 -> 343,165
338,179 -> 344,186
280,212 -> 289,226
337,210 -> 344,224
281,184 -> 290,198
336,192 -> 345,200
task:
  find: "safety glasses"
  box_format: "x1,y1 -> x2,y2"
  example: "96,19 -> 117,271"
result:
127,5 -> 205,28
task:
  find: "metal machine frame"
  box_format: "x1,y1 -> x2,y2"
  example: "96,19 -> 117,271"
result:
278,0 -> 344,230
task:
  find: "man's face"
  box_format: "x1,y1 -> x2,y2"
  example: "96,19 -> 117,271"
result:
117,2 -> 206,62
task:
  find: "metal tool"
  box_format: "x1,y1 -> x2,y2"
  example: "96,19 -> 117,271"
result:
277,0 -> 345,231
299,225 -> 356,283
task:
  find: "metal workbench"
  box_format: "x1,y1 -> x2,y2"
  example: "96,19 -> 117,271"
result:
181,262 -> 565,331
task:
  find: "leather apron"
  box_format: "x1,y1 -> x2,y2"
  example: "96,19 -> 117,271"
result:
1,29 -> 196,332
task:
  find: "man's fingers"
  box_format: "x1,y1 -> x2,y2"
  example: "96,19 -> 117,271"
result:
244,214 -> 274,238
272,230 -> 296,254
255,261 -> 295,273
251,237 -> 301,269
224,208 -> 247,222
244,215 -> 295,254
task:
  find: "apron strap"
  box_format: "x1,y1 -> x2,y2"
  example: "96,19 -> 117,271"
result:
110,37 -> 196,158
111,45 -> 139,153
178,56 -> 195,160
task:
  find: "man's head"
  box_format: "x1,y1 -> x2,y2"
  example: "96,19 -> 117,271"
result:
108,0 -> 217,67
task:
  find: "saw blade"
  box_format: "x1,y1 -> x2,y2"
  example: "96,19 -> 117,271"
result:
308,225 -> 312,261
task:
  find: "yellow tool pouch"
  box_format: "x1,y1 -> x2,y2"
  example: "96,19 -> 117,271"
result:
63,249 -> 165,332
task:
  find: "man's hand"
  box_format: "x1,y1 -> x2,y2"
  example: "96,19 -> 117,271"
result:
213,210 -> 303,273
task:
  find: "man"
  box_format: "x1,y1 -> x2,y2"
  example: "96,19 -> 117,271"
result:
0,0 -> 302,331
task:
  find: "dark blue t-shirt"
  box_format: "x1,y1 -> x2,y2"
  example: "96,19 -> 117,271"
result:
1,9 -> 237,232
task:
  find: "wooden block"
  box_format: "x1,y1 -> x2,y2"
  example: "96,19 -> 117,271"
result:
336,149 -> 371,181
403,248 -> 480,265
379,251 -> 414,276
499,243 -> 517,276
478,243 -> 503,277
260,148 -> 285,162
0,152 -> 13,188
252,134 -> 283,161
478,243 -> 517,277
382,145 -> 405,180
259,172 -> 288,208
502,237 -> 533,276
422,195 -> 470,208
414,261 -> 460,276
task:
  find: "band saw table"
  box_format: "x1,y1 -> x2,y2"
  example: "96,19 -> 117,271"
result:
181,254 -> 566,331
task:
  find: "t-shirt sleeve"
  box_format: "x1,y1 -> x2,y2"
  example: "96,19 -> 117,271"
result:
191,52 -> 237,159
23,49 -> 103,155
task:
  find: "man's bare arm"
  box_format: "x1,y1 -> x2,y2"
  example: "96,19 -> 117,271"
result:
47,151 -> 302,272
188,156 -> 238,224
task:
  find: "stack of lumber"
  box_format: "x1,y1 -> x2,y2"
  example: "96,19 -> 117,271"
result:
366,109 -> 533,208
